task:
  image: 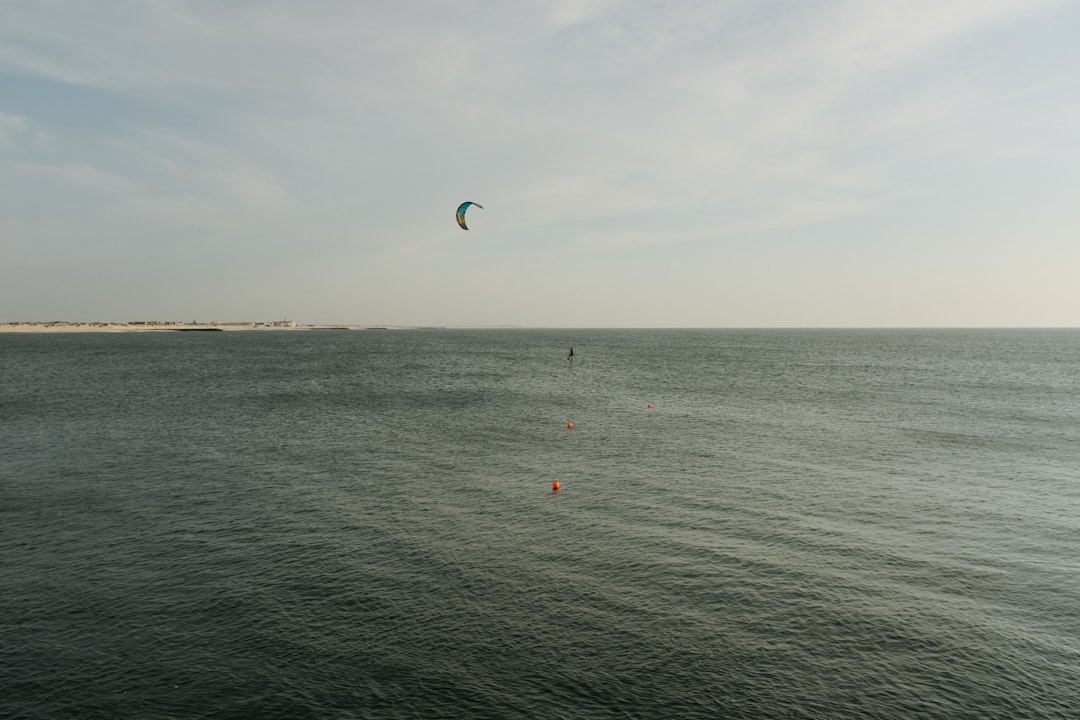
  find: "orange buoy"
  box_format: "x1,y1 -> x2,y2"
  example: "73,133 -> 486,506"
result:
552,481 -> 560,492
566,421 -> 573,429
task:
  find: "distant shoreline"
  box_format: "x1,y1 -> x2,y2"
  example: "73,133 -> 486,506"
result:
0,322 -> 409,333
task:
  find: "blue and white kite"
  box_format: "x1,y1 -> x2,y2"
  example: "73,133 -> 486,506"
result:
456,201 -> 483,230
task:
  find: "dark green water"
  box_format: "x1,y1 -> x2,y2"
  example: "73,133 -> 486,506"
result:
2,329 -> 1078,718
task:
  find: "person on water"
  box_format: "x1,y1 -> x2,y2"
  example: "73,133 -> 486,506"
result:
568,347 -> 574,365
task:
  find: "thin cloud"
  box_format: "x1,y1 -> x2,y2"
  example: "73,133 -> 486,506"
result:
0,111 -> 29,147
15,161 -> 133,193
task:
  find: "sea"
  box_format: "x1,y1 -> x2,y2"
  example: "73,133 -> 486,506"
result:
1,328 -> 1078,719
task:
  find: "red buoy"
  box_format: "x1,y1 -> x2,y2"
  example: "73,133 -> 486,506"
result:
552,481 -> 560,492
566,421 -> 573,429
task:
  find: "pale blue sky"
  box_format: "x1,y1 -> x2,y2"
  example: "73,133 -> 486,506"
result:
2,0 -> 1078,327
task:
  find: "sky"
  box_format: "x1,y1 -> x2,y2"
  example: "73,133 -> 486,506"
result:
2,0 -> 1078,327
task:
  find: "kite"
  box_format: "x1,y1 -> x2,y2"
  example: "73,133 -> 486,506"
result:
456,201 -> 483,230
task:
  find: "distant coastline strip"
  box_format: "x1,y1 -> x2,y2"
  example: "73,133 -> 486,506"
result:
0,321 -> 407,333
